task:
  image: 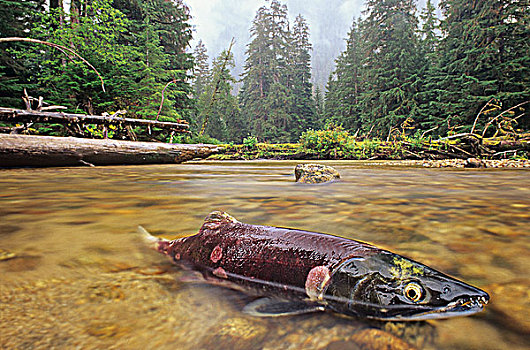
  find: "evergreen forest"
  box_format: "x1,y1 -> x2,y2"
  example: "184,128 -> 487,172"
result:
1,0 -> 528,146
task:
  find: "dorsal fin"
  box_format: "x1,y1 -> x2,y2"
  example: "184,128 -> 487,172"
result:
204,211 -> 239,225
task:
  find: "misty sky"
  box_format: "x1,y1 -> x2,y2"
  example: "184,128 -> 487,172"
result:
185,0 -> 438,87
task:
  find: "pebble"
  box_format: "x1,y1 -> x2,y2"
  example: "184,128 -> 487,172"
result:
486,279 -> 530,336
0,248 -> 16,261
422,159 -> 530,168
350,328 -> 417,350
202,317 -> 267,349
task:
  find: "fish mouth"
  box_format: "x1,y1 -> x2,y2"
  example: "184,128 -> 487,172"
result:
392,294 -> 489,321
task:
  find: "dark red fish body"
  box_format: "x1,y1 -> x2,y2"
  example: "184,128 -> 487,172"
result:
157,212 -> 377,300
144,211 -> 489,321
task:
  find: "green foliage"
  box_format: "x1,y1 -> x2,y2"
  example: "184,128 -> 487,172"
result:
174,133 -> 221,145
0,0 -> 45,108
325,18 -> 364,130
0,0 -> 194,140
422,0 -> 529,134
239,1 -> 316,143
192,40 -> 210,97
192,48 -> 241,142
325,0 -> 529,138
84,124 -> 117,139
299,124 -> 356,158
242,135 -> 258,150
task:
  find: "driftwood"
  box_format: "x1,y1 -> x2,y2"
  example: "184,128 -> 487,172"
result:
0,134 -> 221,167
399,135 -> 530,160
0,107 -> 189,133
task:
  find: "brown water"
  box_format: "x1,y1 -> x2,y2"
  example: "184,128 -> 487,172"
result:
0,161 -> 529,350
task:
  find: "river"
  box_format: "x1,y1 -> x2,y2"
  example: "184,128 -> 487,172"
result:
0,161 -> 528,349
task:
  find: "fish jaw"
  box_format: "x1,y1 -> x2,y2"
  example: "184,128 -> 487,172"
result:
323,253 -> 491,321
378,292 -> 490,321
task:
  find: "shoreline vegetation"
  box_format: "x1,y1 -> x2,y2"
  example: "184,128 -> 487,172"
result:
207,125 -> 530,168
209,144 -> 529,169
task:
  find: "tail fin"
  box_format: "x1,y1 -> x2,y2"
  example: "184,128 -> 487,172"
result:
138,225 -> 164,251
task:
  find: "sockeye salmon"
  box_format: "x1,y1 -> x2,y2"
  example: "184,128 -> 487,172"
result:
140,211 -> 489,321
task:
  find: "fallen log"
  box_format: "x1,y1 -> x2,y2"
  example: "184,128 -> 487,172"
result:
0,107 -> 189,132
0,134 -> 221,167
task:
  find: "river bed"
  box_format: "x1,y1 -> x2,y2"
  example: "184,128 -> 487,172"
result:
1,160 -> 529,349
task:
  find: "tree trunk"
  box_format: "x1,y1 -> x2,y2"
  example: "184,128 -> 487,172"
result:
0,107 -> 189,133
0,134 -> 221,168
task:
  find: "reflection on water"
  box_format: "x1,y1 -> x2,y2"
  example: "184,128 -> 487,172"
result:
0,161 -> 529,349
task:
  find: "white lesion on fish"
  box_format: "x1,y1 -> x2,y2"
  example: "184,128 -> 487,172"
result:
305,265 -> 331,301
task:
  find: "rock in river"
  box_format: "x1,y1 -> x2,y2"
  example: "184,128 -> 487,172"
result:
295,164 -> 340,184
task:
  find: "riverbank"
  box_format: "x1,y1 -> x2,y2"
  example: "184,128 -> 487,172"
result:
208,140 -> 530,168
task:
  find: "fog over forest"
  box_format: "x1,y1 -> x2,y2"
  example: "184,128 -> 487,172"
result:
186,0 -> 440,88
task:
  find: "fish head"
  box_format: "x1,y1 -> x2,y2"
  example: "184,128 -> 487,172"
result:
324,251 -> 489,321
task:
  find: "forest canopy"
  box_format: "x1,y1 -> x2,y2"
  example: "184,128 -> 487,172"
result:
0,0 -> 528,143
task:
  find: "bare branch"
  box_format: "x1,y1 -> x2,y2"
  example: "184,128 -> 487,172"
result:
0,37 -> 106,92
155,80 -> 177,121
421,126 -> 438,139
470,97 -> 495,134
481,101 -> 529,137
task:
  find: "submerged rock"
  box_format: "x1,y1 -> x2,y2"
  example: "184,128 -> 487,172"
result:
295,164 -> 340,184
465,158 -> 487,168
351,328 -> 417,350
202,317 -> 267,349
486,279 -> 530,336
0,248 -> 16,261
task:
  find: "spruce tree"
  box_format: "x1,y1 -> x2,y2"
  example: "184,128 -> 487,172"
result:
431,0 -> 529,134
192,40 -> 210,97
324,18 -> 364,131
1,0 -> 193,124
0,0 -> 46,107
314,85 -> 325,126
419,0 -> 439,55
359,0 -> 422,137
416,0 -> 441,131
291,14 -> 316,136
195,49 -> 240,142
239,6 -> 274,139
239,0 -> 298,142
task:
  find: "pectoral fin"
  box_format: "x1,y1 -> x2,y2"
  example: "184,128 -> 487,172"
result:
243,297 -> 325,317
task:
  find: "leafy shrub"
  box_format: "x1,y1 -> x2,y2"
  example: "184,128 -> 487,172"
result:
243,135 -> 258,150
299,124 -> 356,158
174,133 -> 221,144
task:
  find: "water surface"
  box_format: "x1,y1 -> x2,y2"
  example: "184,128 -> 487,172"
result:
1,161 -> 528,349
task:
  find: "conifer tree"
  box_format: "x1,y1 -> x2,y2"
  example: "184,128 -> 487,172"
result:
291,14 -> 316,135
430,0 -> 529,134
239,0 -> 300,142
196,49 -> 241,142
325,18 -> 364,131
115,0 -> 194,119
239,6 -> 274,139
415,0 -> 441,130
419,0 -> 439,55
1,0 -> 193,124
358,0 -> 422,136
0,0 -> 46,107
192,40 -> 210,97
314,85 -> 325,126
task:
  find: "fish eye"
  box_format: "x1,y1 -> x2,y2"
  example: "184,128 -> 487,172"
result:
404,282 -> 424,303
